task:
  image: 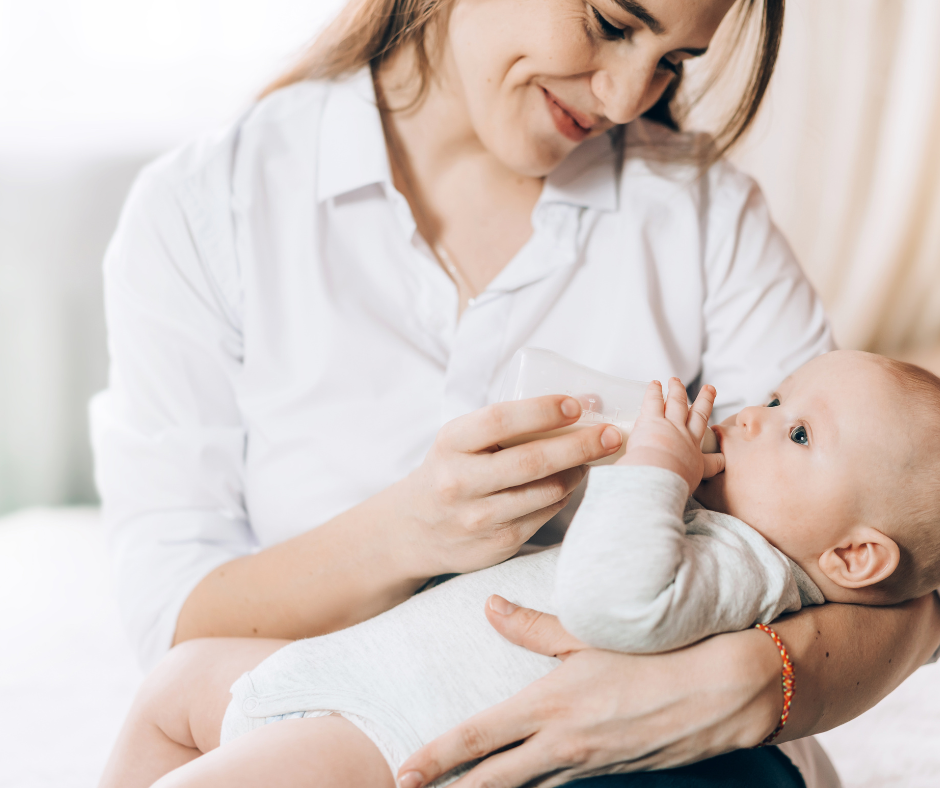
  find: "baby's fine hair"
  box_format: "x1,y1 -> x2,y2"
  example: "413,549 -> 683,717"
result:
873,356 -> 940,602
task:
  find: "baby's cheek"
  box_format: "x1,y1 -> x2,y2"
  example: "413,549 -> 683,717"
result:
724,465 -> 781,533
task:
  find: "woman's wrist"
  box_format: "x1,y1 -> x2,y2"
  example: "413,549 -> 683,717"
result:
380,475 -> 448,580
708,627 -> 786,749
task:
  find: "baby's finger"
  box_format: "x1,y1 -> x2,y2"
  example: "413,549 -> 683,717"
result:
702,452 -> 725,479
639,380 -> 665,419
687,385 -> 717,442
663,377 -> 689,425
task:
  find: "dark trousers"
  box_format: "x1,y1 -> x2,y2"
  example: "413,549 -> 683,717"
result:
564,747 -> 806,788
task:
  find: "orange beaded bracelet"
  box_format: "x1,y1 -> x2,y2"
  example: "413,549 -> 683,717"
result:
754,623 -> 794,746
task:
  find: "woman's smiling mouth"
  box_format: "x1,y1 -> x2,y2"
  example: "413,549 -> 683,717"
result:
541,87 -> 595,142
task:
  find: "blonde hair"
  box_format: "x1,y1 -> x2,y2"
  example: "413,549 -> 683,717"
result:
263,0 -> 785,164
871,357 -> 940,603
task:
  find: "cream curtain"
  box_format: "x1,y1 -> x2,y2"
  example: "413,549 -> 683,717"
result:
724,0 -> 940,356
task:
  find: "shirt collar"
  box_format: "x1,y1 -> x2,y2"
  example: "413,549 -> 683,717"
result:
317,69 -> 391,203
538,130 -> 620,213
319,68 -> 620,213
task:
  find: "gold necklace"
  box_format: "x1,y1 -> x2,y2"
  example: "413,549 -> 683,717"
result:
374,72 -> 478,305
433,241 -> 478,301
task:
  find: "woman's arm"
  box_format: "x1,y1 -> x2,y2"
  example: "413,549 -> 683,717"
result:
773,591 -> 940,739
174,400 -> 623,645
396,593 -> 940,788
173,484 -> 427,644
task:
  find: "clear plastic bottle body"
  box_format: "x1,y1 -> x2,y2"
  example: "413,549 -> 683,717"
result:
498,348 -> 717,465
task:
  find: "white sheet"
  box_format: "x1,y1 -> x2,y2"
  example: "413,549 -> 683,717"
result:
1,508 -> 938,788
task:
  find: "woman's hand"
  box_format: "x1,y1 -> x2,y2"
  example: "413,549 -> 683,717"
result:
618,379 -> 724,491
397,599 -> 782,788
395,396 -> 622,576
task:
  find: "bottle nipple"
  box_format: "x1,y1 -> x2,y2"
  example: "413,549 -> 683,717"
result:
701,427 -> 719,454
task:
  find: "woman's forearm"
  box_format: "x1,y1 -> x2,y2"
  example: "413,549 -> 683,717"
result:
173,396 -> 612,646
772,592 -> 940,741
173,482 -> 427,644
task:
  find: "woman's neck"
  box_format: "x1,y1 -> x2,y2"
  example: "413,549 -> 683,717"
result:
375,46 -> 544,304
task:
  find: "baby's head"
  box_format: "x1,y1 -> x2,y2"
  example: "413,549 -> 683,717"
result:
696,350 -> 940,605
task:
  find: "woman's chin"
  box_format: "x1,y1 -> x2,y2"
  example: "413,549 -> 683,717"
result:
497,134 -> 577,178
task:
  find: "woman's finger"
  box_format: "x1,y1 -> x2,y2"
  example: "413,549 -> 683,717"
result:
444,396 -> 581,454
482,424 -> 621,492
686,385 -> 716,442
396,692 -> 545,788
478,466 -> 587,525
484,601 -> 587,659
663,377 -> 688,425
443,736 -> 566,788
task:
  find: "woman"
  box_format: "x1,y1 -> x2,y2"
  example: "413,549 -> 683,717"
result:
91,0 -> 940,785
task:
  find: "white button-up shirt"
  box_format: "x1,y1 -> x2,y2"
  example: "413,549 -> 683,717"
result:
91,69 -> 832,672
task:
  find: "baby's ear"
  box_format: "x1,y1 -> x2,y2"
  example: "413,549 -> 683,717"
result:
818,527 -> 900,589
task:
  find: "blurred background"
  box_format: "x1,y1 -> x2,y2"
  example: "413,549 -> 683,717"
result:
2,0 -> 939,515
0,0 -> 346,514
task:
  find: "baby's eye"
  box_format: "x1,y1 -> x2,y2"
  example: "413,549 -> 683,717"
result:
767,398 -> 780,407
789,425 -> 808,445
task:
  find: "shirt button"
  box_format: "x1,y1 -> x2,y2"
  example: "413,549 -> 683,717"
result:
243,697 -> 259,712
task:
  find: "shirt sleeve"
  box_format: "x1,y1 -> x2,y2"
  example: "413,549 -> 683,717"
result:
554,465 -> 801,653
90,146 -> 254,671
699,161 -> 836,423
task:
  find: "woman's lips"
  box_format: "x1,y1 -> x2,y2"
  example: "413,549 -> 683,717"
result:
541,87 -> 593,143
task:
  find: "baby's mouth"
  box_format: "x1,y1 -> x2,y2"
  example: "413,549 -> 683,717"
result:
711,425 -> 724,451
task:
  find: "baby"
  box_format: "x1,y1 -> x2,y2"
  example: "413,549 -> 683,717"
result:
100,350 -> 940,788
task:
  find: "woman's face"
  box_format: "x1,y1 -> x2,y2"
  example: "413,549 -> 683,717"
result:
445,0 -> 736,176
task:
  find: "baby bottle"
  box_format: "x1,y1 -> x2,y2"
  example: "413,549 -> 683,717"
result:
498,347 -> 719,466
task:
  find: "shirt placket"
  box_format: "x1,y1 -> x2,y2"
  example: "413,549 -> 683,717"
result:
440,202 -> 585,425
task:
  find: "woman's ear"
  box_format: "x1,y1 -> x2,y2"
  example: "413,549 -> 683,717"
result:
818,527 -> 900,589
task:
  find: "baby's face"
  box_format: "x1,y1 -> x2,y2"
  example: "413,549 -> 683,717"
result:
694,351 -> 910,567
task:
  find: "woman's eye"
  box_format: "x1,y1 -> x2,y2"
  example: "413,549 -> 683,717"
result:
591,6 -> 626,39
789,426 -> 808,445
767,398 -> 780,407
656,57 -> 680,76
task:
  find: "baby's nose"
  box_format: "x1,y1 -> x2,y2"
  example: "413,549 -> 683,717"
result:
736,406 -> 764,437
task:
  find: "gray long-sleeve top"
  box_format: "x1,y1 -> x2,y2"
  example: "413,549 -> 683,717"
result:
555,465 -> 824,653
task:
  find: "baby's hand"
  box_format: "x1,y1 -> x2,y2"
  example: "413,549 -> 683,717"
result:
615,379 -> 725,493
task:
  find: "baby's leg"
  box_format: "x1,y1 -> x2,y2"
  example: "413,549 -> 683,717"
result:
151,715 -> 395,788
99,637 -> 289,788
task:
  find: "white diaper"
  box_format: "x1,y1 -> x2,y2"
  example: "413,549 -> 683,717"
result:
217,549 -> 562,787
221,697 -> 410,777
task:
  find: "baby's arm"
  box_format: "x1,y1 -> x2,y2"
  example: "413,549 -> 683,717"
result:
555,380 -> 795,653
555,465 -> 795,652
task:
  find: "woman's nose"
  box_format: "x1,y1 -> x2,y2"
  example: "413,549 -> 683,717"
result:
590,56 -> 660,125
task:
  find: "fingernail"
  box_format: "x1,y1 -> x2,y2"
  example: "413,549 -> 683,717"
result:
488,595 -> 518,615
601,426 -> 622,449
398,772 -> 423,788
561,398 -> 580,418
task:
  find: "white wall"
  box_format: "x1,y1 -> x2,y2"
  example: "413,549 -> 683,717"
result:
0,0 -> 344,513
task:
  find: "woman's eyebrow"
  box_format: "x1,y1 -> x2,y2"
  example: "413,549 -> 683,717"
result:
612,0 -> 664,34
610,1 -> 709,56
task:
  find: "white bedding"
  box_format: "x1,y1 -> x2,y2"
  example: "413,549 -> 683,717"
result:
1,508 -> 938,788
